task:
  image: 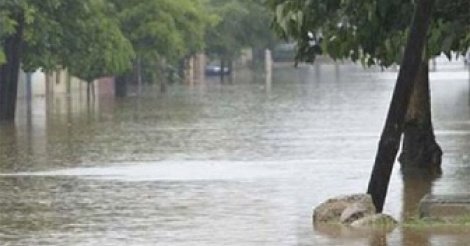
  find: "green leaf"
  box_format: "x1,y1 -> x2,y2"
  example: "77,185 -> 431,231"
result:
266,0 -> 469,66
441,33 -> 455,53
0,50 -> 5,65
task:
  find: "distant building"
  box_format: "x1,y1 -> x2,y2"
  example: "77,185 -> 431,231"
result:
17,68 -> 115,100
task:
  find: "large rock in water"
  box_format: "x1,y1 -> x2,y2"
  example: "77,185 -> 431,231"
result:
313,194 -> 376,225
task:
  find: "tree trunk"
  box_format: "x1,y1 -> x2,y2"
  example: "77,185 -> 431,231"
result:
135,57 -> 142,96
228,60 -> 233,83
220,59 -> 225,82
85,80 -> 96,102
86,82 -> 91,102
399,61 -> 442,173
159,59 -> 167,93
115,75 -> 128,97
0,13 -> 24,122
366,0 -> 435,213
401,167 -> 440,220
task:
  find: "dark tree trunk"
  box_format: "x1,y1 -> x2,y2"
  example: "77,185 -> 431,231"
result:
158,60 -> 167,93
366,0 -> 435,213
135,58 -> 142,96
399,61 -> 442,173
251,47 -> 264,69
220,59 -> 225,82
160,76 -> 167,93
0,13 -> 24,122
227,60 -> 233,83
86,81 -> 95,102
115,75 -> 128,97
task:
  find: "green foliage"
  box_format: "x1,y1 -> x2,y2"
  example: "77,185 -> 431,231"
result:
1,0 -> 135,80
268,0 -> 470,66
65,1 -> 135,82
111,0 -> 212,83
0,50 -> 4,64
116,0 -> 211,60
205,0 -> 277,60
428,0 -> 470,59
0,0 -> 279,84
404,215 -> 470,228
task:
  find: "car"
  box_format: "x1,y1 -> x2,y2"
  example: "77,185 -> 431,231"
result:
205,65 -> 230,76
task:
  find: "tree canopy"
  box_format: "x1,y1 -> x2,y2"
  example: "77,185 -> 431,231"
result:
0,0 -> 279,78
268,0 -> 469,66
113,0 -> 211,63
0,0 -> 280,120
205,0 -> 277,60
0,0 -> 135,79
109,0 -> 213,85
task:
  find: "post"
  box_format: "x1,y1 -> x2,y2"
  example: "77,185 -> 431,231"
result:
265,49 -> 273,92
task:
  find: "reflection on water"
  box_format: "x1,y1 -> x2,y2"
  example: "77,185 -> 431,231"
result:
401,168 -> 441,220
401,169 -> 441,246
0,62 -> 469,245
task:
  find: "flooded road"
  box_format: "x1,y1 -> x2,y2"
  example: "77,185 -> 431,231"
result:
0,61 -> 469,245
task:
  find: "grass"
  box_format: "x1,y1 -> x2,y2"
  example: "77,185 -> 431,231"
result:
403,215 -> 470,228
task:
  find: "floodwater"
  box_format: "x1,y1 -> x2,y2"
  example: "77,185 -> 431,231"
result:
0,60 -> 469,245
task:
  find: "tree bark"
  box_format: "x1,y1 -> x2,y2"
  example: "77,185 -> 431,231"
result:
220,59 -> 225,82
135,57 -> 142,96
115,75 -> 128,97
366,0 -> 435,213
86,82 -> 95,102
399,61 -> 442,173
0,13 -> 24,122
228,59 -> 234,83
158,59 -> 167,93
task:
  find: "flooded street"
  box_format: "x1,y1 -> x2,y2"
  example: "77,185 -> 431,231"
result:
1,62 -> 470,245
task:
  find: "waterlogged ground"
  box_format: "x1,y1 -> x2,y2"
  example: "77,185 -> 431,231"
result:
0,60 -> 469,245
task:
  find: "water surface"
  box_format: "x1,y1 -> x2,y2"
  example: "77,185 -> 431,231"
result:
1,61 -> 469,245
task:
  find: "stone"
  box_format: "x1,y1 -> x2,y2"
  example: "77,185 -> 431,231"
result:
350,214 -> 398,228
313,194 -> 375,224
340,202 -> 375,224
419,194 -> 470,219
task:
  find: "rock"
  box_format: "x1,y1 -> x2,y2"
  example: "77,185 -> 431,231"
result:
313,194 -> 376,224
340,202 -> 375,224
350,214 -> 398,228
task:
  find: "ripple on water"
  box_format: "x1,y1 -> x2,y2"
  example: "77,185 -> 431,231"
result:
1,62 -> 470,245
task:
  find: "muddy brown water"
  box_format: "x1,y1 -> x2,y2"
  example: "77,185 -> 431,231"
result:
0,61 -> 469,245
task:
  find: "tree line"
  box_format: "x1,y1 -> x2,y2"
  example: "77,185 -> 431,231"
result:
0,0 -> 276,121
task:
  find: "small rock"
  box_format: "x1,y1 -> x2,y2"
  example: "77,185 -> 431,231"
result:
350,214 -> 398,228
313,194 -> 375,224
340,202 -> 375,224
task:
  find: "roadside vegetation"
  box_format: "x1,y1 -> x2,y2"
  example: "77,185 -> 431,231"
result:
0,0 -> 276,121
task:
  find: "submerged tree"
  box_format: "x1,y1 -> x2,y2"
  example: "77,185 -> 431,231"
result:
269,0 -> 468,172
0,1 -> 26,121
111,0 -> 211,95
63,1 -> 135,100
366,0 -> 435,212
0,0 -> 135,121
268,0 -> 469,211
